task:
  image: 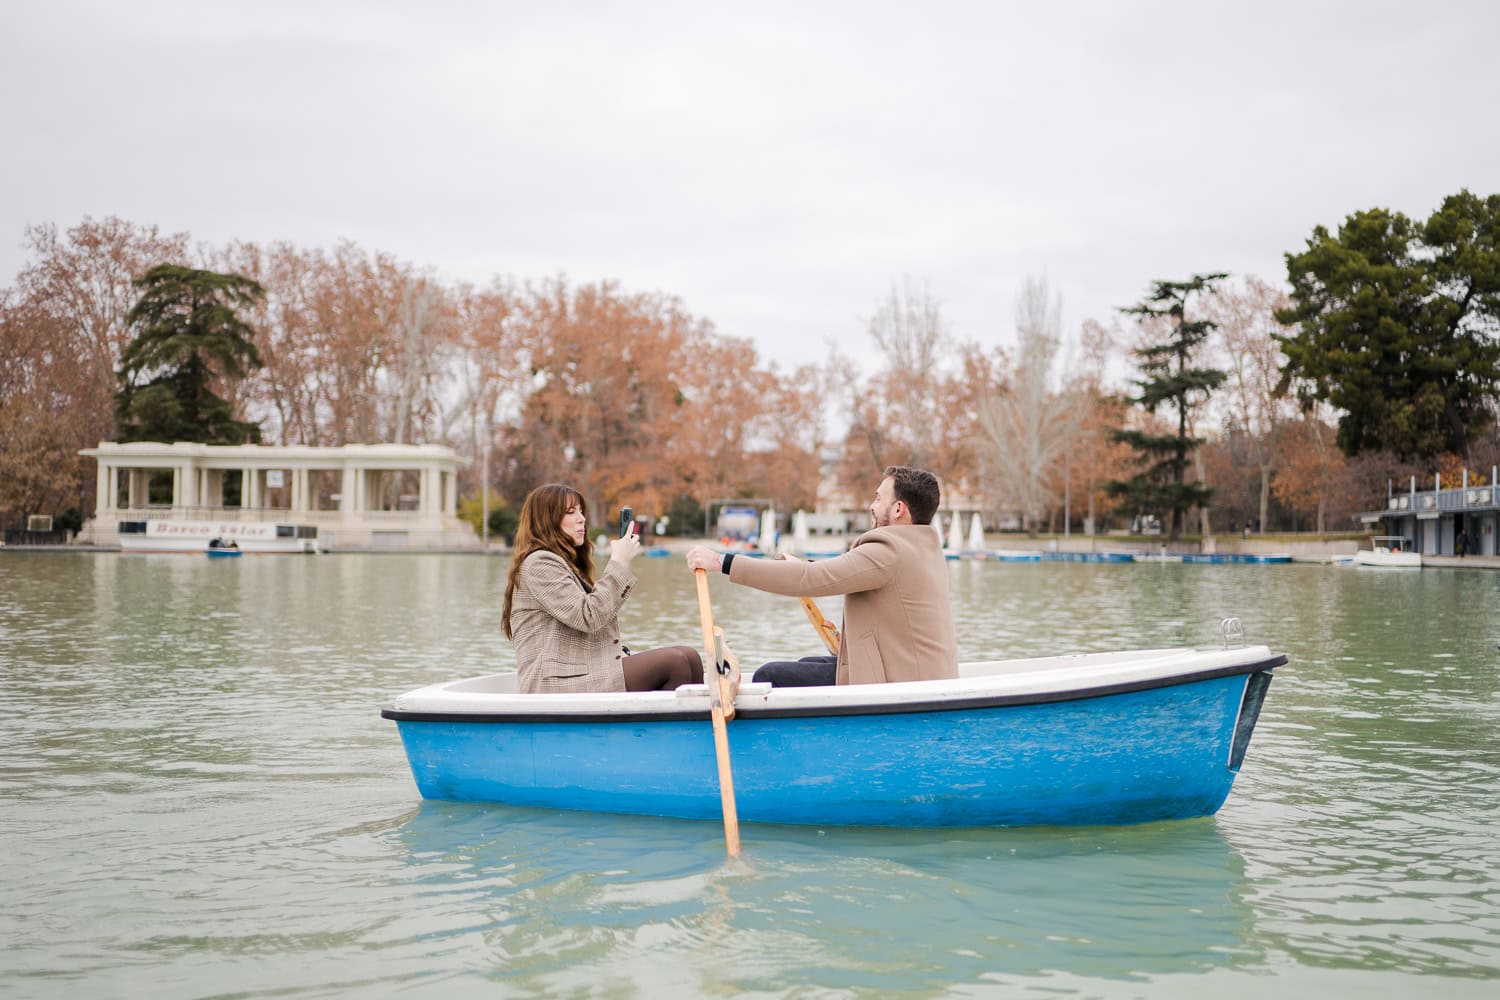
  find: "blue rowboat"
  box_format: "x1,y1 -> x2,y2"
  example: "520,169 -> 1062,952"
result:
1181,553 -> 1295,565
383,642 -> 1283,828
987,549 -> 1042,562
1041,551 -> 1135,563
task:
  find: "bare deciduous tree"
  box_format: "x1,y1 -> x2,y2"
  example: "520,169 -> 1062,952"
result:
865,277 -> 949,469
387,272 -> 450,445
978,276 -> 1076,534
1,218 -> 188,524
1202,275 -> 1299,534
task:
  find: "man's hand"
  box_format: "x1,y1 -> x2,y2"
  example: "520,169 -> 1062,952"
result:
685,545 -> 720,573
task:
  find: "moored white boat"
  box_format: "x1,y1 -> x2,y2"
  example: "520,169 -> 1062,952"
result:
383,640 -> 1284,828
118,518 -> 319,554
1353,536 -> 1421,568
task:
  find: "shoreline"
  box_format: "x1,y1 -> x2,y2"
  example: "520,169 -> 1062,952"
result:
7,537 -> 1500,570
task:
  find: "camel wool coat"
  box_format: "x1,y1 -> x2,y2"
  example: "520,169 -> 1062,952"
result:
728,524 -> 959,684
509,550 -> 636,693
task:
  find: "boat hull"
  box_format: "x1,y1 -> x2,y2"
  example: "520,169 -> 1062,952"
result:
385,648 -> 1282,828
1353,550 -> 1421,568
1040,550 -> 1134,563
1181,553 -> 1293,564
118,519 -> 319,554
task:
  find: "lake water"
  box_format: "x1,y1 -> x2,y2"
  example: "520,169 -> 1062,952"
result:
1,551 -> 1497,998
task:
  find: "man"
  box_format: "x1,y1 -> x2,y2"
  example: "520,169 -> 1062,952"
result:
685,466 -> 959,686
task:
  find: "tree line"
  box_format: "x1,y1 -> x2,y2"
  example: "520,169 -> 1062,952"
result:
2,193 -> 1497,540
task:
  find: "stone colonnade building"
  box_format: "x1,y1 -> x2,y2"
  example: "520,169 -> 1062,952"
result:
78,441 -> 479,551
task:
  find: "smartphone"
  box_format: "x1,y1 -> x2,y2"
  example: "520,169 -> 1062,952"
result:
619,507 -> 633,538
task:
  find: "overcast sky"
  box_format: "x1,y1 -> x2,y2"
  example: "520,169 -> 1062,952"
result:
3,1 -> 1498,371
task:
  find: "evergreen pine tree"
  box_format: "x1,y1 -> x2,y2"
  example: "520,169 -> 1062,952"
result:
114,264 -> 265,444
1107,273 -> 1228,540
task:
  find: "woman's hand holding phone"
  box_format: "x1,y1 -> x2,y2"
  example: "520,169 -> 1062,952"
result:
609,515 -> 641,565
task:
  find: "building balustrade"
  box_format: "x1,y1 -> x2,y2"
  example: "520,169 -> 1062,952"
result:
1384,485 -> 1498,514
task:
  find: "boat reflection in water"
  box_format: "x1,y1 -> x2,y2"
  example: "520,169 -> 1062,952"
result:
392,801 -> 1258,988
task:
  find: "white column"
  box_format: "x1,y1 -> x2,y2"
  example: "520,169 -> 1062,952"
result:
341,465 -> 358,522
182,463 -> 195,512
427,467 -> 442,530
96,463 -> 111,513
421,467 -> 435,514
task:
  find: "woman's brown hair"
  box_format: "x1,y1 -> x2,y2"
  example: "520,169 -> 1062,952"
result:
501,484 -> 594,639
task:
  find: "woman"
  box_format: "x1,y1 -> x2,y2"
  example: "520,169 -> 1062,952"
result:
502,483 -> 703,694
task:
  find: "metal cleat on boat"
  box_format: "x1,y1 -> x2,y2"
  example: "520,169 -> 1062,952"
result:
1221,617 -> 1246,648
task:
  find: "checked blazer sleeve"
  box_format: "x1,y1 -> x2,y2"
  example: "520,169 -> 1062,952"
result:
520,551 -> 636,632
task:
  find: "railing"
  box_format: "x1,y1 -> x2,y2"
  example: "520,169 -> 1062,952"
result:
4,529 -> 68,545
107,504 -> 321,522
105,504 -> 430,523
1383,487 -> 1496,515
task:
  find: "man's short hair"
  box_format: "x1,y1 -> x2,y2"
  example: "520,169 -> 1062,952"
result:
884,466 -> 941,525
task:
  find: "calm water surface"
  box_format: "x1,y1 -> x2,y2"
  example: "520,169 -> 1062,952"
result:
1,552 -> 1497,998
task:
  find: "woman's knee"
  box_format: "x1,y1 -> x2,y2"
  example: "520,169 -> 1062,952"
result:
680,646 -> 704,682
623,647 -> 701,691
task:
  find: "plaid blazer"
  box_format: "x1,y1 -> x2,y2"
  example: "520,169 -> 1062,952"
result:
510,550 -> 636,693
728,524 -> 958,685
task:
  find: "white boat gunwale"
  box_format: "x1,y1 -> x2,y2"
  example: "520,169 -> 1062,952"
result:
381,647 -> 1285,725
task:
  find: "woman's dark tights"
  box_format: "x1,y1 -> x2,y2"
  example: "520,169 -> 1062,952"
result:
622,645 -> 704,691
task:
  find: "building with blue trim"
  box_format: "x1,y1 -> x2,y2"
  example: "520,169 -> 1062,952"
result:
1356,466 -> 1500,556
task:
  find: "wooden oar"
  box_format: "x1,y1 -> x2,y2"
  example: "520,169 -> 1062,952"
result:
799,597 -> 840,656
778,553 -> 840,656
695,568 -> 741,856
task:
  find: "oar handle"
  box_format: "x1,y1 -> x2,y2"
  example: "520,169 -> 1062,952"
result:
696,569 -> 716,672
799,596 -> 840,656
